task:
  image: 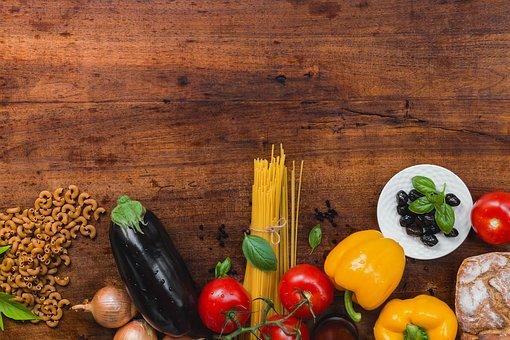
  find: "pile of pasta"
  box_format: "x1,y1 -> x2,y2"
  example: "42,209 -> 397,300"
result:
0,185 -> 105,327
243,145 -> 303,336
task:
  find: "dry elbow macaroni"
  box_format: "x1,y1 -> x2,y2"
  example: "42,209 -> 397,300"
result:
0,186 -> 105,327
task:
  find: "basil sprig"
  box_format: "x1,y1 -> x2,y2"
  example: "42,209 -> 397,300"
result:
0,292 -> 38,330
242,234 -> 277,271
408,197 -> 434,214
0,246 -> 38,329
412,176 -> 437,195
408,176 -> 456,233
0,246 -> 10,257
435,201 -> 455,233
308,224 -> 322,254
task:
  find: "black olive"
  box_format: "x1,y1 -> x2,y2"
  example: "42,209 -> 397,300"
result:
397,205 -> 409,216
400,215 -> 415,228
423,224 -> 440,235
406,224 -> 423,236
425,211 -> 435,219
408,189 -> 424,202
396,190 -> 409,206
421,213 -> 435,226
445,193 -> 461,206
421,234 -> 438,246
444,228 -> 459,237
416,214 -> 426,224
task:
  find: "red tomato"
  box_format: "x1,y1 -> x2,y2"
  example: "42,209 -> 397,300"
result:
260,315 -> 310,340
471,192 -> 510,245
279,264 -> 334,319
198,277 -> 251,334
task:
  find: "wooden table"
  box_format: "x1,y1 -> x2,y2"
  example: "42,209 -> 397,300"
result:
1,1 -> 509,339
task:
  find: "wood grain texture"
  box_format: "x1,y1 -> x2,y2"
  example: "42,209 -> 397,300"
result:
1,0 -> 509,339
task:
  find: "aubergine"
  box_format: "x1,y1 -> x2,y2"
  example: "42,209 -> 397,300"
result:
109,195 -> 200,336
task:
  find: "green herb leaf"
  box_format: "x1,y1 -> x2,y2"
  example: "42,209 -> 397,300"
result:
412,176 -> 437,195
424,191 -> 435,203
0,292 -> 38,330
215,257 -> 231,278
242,235 -> 277,272
435,203 -> 455,233
0,246 -> 10,257
432,184 -> 446,209
408,197 -> 434,214
308,224 -> 322,254
404,324 -> 429,340
434,192 -> 445,207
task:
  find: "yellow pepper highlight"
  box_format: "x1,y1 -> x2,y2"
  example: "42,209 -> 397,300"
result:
374,294 -> 457,340
324,230 -> 405,310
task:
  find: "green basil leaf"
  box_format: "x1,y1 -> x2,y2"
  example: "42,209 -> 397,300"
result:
308,224 -> 322,254
435,203 -> 455,233
408,197 -> 435,214
425,192 -> 444,208
0,246 -> 10,257
435,192 -> 445,205
429,184 -> 446,210
0,292 -> 38,326
215,257 -> 231,278
425,192 -> 437,203
412,176 -> 437,195
242,235 -> 277,272
437,184 -> 446,204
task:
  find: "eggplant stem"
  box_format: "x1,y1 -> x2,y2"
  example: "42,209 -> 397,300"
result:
111,195 -> 146,233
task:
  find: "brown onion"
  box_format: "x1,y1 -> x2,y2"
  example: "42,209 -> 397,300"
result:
72,286 -> 137,328
114,319 -> 158,340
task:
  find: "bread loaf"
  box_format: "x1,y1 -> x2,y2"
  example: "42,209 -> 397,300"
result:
456,252 -> 510,338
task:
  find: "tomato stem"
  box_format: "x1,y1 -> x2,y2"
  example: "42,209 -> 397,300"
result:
215,258 -> 232,278
219,297 -> 310,339
344,290 -> 362,323
298,290 -> 316,321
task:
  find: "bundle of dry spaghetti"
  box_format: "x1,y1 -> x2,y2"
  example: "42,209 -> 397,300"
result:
0,185 -> 105,327
243,145 -> 303,336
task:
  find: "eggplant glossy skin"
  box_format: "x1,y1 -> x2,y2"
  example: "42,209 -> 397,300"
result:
110,210 -> 199,336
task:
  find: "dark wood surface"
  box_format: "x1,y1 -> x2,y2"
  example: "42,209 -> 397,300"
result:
1,1 -> 509,339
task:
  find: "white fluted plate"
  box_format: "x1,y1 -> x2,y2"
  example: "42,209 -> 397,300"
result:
377,164 -> 473,260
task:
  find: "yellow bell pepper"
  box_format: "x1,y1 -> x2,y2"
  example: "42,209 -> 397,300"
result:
324,230 -> 405,321
374,294 -> 457,340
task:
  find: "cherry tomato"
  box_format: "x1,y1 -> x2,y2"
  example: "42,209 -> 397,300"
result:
198,277 -> 251,334
471,192 -> 510,245
279,264 -> 334,319
261,315 -> 310,340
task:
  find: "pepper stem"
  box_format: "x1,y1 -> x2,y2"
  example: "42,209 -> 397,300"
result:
344,290 -> 361,323
403,324 -> 429,340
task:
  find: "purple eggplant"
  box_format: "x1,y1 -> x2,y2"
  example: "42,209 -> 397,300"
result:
109,195 -> 200,336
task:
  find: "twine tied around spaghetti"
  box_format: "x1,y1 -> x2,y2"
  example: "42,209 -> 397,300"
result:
250,218 -> 287,245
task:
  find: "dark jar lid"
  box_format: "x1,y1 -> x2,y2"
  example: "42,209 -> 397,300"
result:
312,313 -> 359,340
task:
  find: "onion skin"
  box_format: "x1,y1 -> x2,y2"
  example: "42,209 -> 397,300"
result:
114,319 -> 158,340
72,286 -> 137,328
